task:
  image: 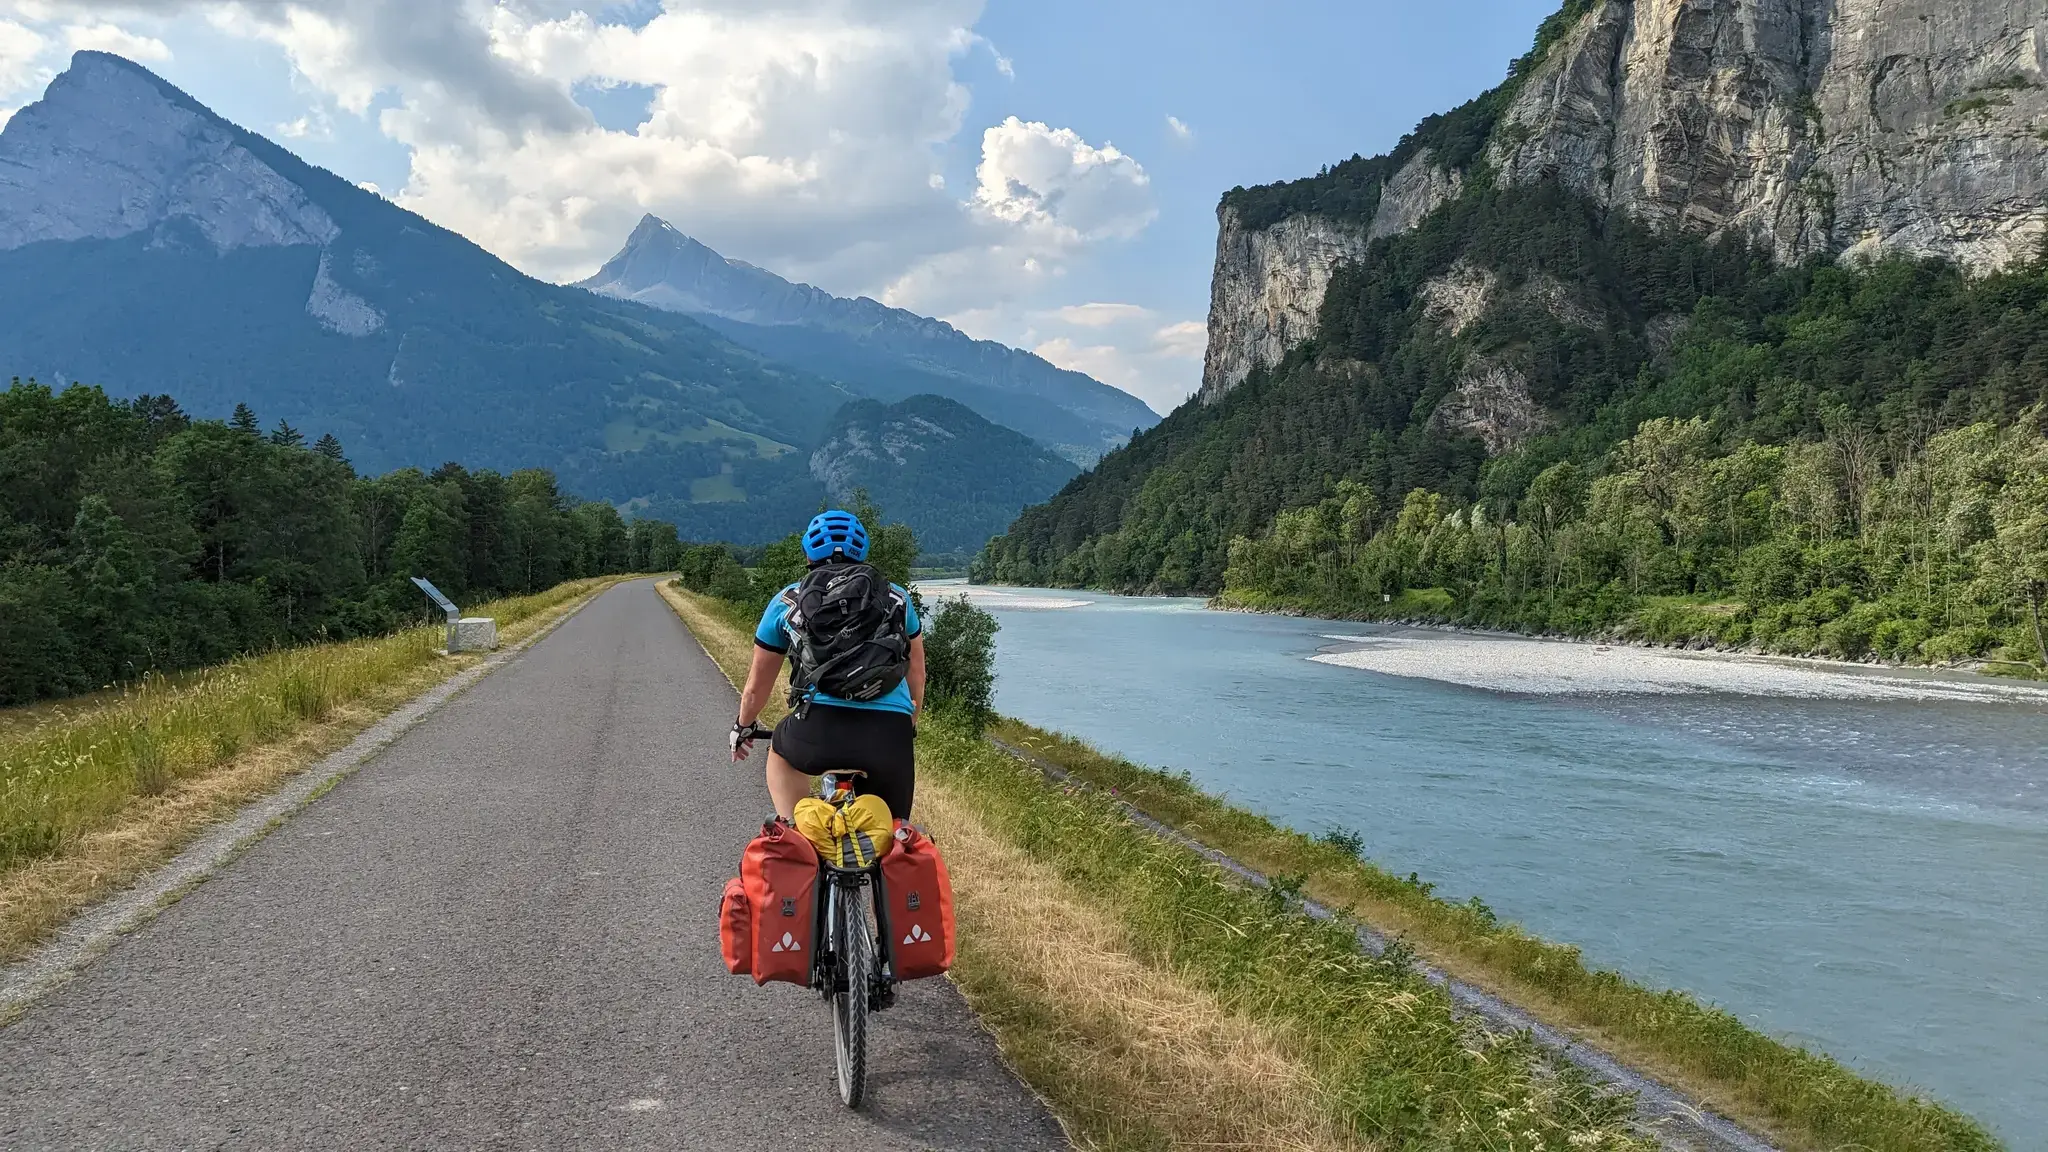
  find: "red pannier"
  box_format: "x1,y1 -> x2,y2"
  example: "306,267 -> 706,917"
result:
731,820 -> 819,985
879,821 -> 954,980
717,877 -> 751,975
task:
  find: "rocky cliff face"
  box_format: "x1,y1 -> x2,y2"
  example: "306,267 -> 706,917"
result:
1492,0 -> 2048,270
0,52 -> 339,253
1199,209 -> 1372,401
1201,0 -> 2048,401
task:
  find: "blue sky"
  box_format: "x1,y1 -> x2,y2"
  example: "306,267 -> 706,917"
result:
0,0 -> 1560,411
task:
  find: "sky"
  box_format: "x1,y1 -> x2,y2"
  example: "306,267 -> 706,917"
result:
0,0 -> 1561,414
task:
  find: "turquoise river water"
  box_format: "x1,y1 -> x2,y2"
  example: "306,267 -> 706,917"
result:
936,584 -> 2048,1146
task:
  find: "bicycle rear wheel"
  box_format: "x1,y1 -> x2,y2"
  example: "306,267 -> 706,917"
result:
830,881 -> 873,1108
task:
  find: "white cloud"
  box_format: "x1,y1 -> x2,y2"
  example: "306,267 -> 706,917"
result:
971,116 -> 1153,242
1153,319 -> 1206,358
0,19 -> 47,93
1029,311 -> 1205,413
1166,114 -> 1192,141
1047,302 -> 1152,328
64,20 -> 169,61
274,108 -> 331,140
0,106 -> 14,131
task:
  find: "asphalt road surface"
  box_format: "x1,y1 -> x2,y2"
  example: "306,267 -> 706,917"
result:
0,580 -> 1067,1150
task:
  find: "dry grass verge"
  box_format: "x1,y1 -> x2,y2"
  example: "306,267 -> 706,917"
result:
917,779 -> 1370,1152
992,721 -> 2000,1152
0,577 -> 624,961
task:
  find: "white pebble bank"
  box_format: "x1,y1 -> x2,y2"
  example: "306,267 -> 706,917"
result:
1312,636 -> 2048,703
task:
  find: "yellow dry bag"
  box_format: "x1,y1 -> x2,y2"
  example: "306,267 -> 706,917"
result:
793,793 -> 894,869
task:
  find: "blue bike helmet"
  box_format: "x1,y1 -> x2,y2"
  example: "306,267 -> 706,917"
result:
802,509 -> 869,563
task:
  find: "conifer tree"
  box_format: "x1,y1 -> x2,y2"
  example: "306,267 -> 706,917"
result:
270,420 -> 305,448
313,433 -> 347,463
230,403 -> 260,436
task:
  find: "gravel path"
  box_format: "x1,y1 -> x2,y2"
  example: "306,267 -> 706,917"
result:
0,580 -> 1066,1151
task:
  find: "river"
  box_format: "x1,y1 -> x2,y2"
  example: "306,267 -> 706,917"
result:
930,583 -> 2048,1147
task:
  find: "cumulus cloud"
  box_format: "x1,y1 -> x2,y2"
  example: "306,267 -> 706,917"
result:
0,19 -> 47,93
972,116 -> 1153,242
1047,302 -> 1152,327
1153,319 -> 1206,358
1166,114 -> 1192,141
1030,308 -> 1205,413
65,20 -> 168,60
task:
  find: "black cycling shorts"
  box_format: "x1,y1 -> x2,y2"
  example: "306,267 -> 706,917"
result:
770,705 -> 916,819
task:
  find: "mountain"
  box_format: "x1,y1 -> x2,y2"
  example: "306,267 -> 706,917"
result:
977,0 -> 2048,617
0,52 -> 852,535
808,395 -> 1078,555
578,216 -> 1159,464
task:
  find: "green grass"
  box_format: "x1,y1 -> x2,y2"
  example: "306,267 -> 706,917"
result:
990,719 -> 2002,1152
0,579 -> 611,875
688,468 -> 746,502
918,720 -> 1651,1151
602,417 -> 794,459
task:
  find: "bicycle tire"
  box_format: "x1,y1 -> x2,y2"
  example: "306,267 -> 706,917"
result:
831,882 -> 872,1108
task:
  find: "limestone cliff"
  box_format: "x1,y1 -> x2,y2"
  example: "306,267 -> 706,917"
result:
1199,209 -> 1373,401
1201,0 -> 2048,401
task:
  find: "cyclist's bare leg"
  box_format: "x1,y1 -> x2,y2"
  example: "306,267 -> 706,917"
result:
765,748 -> 812,820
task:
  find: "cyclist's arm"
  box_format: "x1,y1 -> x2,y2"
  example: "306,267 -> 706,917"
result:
739,644 -> 783,727
907,634 -> 926,719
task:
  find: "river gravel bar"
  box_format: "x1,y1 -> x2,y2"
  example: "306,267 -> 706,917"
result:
1313,635 -> 2048,703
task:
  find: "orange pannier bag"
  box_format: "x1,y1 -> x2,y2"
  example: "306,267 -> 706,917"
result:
718,877 -> 751,975
879,821 -> 954,980
738,819 -> 819,986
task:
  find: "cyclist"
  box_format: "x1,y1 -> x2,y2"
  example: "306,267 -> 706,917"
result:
730,510 -> 925,820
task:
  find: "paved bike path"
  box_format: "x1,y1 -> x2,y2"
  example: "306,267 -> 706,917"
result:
0,580 -> 1067,1150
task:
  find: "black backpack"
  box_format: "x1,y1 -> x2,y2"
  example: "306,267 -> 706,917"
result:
782,562 -> 909,714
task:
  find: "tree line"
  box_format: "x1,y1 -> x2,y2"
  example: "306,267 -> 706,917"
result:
1,381 -> 686,705
1219,413 -> 2048,667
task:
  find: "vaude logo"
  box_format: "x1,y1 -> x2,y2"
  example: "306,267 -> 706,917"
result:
781,897 -> 796,917
770,931 -> 803,953
905,891 -> 921,911
902,924 -> 932,945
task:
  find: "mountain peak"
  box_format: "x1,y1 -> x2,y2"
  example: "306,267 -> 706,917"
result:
627,213 -> 685,245
0,52 -> 337,253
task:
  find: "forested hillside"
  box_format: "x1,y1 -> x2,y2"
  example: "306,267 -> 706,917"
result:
976,2 -> 2048,670
978,195 -> 2048,664
0,381 -> 682,705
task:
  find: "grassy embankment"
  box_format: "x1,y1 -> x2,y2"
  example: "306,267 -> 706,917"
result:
0,577 -> 626,962
661,580 -> 1654,1152
991,720 -> 2002,1152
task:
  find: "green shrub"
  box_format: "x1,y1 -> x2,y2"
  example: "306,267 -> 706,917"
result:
1922,626 -> 1999,663
923,598 -> 1000,733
